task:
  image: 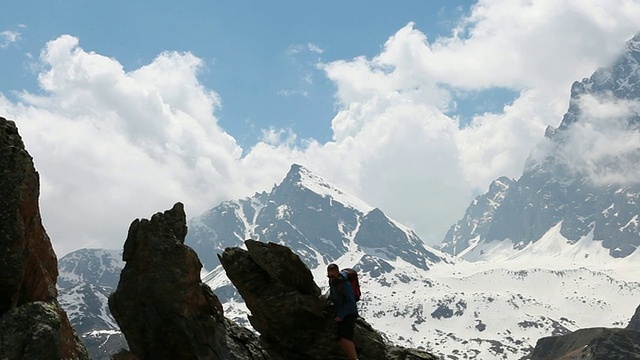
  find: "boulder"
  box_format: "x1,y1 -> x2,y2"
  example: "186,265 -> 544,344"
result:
531,301 -> 640,359
0,117 -> 89,359
108,203 -> 270,360
219,240 -> 437,360
531,327 -> 640,359
627,304 -> 640,332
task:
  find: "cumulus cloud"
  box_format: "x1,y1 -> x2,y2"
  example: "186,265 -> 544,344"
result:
0,35 -> 264,256
431,0 -> 640,90
309,0 -> 640,242
549,94 -> 640,185
2,1 -> 640,255
1,30 -> 21,48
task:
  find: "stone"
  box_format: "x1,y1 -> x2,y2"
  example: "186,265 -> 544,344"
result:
531,327 -> 640,360
627,304 -> 640,332
0,117 -> 57,313
219,239 -> 438,360
109,203 -> 270,360
531,299 -> 640,359
0,117 -> 89,360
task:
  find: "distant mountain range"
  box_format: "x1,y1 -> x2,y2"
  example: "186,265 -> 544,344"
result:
57,32 -> 640,360
57,249 -> 127,359
58,164 -> 640,360
441,33 -> 640,261
186,163 -> 444,272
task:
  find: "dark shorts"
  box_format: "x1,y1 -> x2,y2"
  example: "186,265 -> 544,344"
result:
336,314 -> 357,341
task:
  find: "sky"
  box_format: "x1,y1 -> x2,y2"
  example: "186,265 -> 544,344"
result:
1,0 -> 640,257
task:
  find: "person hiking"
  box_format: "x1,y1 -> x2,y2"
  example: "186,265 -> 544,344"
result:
327,263 -> 359,360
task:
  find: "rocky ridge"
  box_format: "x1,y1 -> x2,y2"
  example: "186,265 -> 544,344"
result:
218,239 -> 437,360
108,202 -> 436,359
530,303 -> 640,359
108,202 -> 270,359
188,163 -> 443,272
442,32 -> 640,259
0,116 -> 89,359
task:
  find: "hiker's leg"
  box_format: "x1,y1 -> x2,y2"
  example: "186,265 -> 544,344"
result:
339,338 -> 358,360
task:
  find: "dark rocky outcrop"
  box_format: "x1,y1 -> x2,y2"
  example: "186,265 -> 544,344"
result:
219,240 -> 437,360
531,303 -> 640,359
627,303 -> 640,332
108,203 -> 270,360
531,327 -> 640,360
0,117 -> 89,359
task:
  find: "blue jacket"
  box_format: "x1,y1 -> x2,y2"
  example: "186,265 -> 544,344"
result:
329,270 -> 358,320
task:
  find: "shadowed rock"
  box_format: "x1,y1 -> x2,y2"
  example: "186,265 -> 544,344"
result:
109,203 -> 270,360
531,301 -> 640,359
627,303 -> 640,332
0,117 -> 89,359
219,240 -> 437,360
531,327 -> 640,360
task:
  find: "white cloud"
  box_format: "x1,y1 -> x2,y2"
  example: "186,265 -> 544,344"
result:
307,43 -> 324,54
0,35 -> 261,256
309,0 -> 640,242
277,89 -> 309,98
1,30 -> 21,48
431,0 -> 640,91
539,94 -> 640,185
2,1 -> 640,255
260,127 -> 298,147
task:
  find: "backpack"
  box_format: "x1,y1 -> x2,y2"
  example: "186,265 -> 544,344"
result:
339,268 -> 361,302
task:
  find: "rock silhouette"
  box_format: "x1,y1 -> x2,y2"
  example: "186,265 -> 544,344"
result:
108,203 -> 269,360
531,327 -> 640,360
109,202 -> 436,359
0,117 -> 89,359
219,240 -> 437,360
531,303 -> 640,359
627,303 -> 640,332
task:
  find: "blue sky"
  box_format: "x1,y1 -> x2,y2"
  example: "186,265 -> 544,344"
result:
1,1 -> 639,256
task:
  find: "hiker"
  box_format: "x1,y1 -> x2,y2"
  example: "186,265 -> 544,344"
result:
327,263 -> 359,360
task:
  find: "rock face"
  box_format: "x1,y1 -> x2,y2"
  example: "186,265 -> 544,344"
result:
0,117 -> 89,359
442,32 -> 640,259
108,203 -> 270,360
219,239 -> 437,360
531,327 -> 640,360
531,301 -> 640,359
188,164 -> 442,272
627,304 -> 640,332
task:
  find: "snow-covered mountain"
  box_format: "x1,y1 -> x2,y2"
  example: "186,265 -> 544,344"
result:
190,162 -> 452,329
442,32 -> 640,261
56,33 -> 640,360
57,248 -> 127,359
195,164 -> 640,360
353,257 -> 640,360
58,162 -> 640,360
186,163 -> 444,272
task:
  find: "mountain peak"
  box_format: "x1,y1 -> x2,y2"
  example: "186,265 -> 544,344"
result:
442,32 -> 640,260
277,163 -> 374,213
282,163 -> 305,183
188,163 -> 442,271
628,31 -> 640,51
